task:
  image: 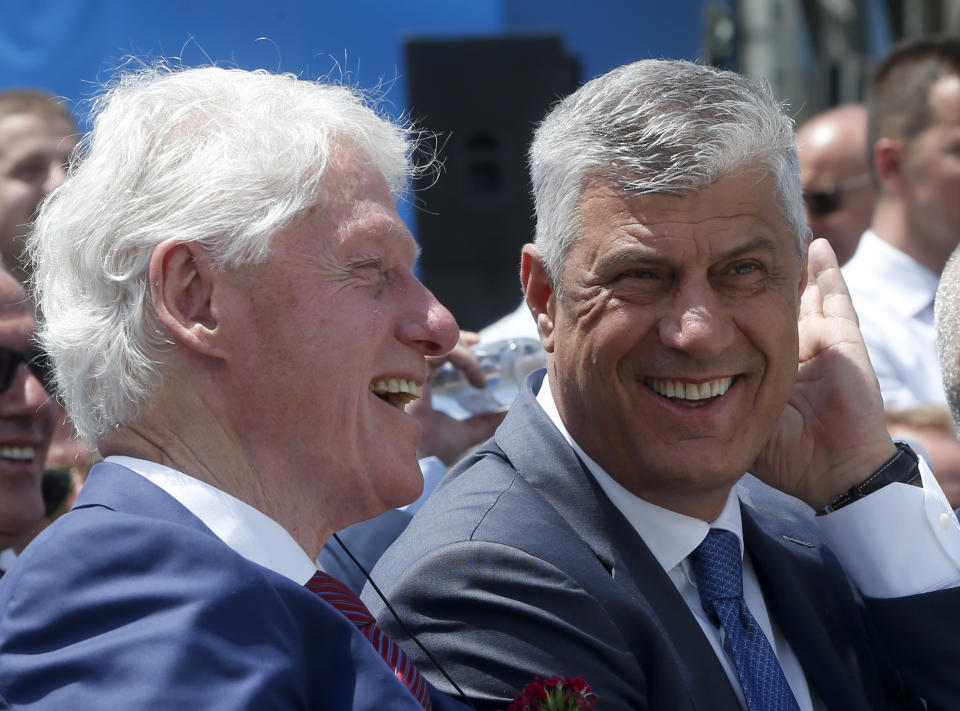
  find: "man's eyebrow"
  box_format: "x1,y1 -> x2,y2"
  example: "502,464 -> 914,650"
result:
715,236 -> 780,260
599,246 -> 671,269
598,236 -> 782,271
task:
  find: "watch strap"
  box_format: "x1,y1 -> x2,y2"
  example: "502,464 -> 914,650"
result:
816,441 -> 921,516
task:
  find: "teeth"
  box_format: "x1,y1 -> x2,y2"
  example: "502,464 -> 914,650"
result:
0,446 -> 35,461
369,378 -> 422,409
646,376 -> 733,402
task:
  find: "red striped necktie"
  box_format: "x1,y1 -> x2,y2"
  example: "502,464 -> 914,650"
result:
306,570 -> 432,710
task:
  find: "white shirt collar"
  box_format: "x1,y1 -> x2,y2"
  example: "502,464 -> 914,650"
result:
534,374 -> 744,575
106,455 -> 317,585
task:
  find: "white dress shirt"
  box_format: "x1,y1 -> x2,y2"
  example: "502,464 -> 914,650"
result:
842,230 -> 945,408
107,455 -> 317,586
535,375 -> 960,711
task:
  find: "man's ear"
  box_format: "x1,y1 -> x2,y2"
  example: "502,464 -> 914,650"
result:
872,137 -> 902,192
521,243 -> 557,353
149,238 -> 225,358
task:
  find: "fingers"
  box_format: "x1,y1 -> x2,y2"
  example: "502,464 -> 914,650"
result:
806,236 -> 839,275
448,332 -> 487,388
425,331 -> 487,388
799,238 -> 858,323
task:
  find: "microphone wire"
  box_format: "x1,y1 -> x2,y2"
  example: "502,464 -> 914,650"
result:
332,532 -> 478,710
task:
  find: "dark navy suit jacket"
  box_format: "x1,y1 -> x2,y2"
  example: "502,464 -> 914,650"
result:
366,370 -> 958,711
0,462 -> 468,711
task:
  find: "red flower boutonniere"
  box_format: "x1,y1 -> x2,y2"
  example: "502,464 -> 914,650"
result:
504,675 -> 597,711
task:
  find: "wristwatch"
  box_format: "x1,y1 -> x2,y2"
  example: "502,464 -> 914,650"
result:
816,441 -> 921,516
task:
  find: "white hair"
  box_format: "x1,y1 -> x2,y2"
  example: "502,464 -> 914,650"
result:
936,246 -> 960,432
28,64 -> 421,443
529,59 -> 808,291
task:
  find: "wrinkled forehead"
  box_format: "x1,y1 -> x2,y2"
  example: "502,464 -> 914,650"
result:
570,171 -> 801,264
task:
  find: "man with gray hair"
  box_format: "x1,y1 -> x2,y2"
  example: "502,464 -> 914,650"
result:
0,65 -> 472,710
369,60 -> 960,710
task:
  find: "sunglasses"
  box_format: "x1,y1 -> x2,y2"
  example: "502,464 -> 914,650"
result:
803,173 -> 872,216
0,345 -> 53,394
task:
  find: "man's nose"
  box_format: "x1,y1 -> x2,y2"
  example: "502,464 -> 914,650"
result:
4,365 -> 51,411
397,278 -> 460,358
657,283 -> 736,359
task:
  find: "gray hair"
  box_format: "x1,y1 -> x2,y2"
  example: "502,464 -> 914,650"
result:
28,64 -> 421,444
936,245 -> 960,432
529,59 -> 807,290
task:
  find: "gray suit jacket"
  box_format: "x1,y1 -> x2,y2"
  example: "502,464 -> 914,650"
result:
366,370 -> 956,711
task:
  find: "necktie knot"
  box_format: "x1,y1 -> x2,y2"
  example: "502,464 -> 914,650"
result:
691,528 -> 743,603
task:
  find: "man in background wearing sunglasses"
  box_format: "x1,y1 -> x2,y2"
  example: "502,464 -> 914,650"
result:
0,268 -> 56,578
842,36 -> 960,410
796,103 -> 873,266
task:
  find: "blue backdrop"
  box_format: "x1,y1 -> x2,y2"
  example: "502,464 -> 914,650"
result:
0,0 -> 707,231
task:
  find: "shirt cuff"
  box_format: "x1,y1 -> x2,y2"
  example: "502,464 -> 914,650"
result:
816,455 -> 960,598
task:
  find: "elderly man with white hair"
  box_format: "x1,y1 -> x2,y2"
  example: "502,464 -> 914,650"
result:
0,65 -> 472,710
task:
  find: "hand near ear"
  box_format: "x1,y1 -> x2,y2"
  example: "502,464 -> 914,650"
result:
751,238 -> 896,509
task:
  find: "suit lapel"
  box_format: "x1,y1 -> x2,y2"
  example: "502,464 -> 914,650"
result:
492,370 -> 616,568
741,493 -> 876,711
605,507 -> 744,711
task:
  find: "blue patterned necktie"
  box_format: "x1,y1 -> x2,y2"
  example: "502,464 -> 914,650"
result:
691,529 -> 801,711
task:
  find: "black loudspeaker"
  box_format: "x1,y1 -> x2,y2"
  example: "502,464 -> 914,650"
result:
405,36 -> 580,331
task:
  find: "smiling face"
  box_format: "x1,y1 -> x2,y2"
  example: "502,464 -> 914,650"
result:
0,271 -> 56,549
218,152 -> 458,535
542,170 -> 804,520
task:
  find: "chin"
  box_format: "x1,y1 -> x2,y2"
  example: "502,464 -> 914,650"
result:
373,458 -> 424,509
